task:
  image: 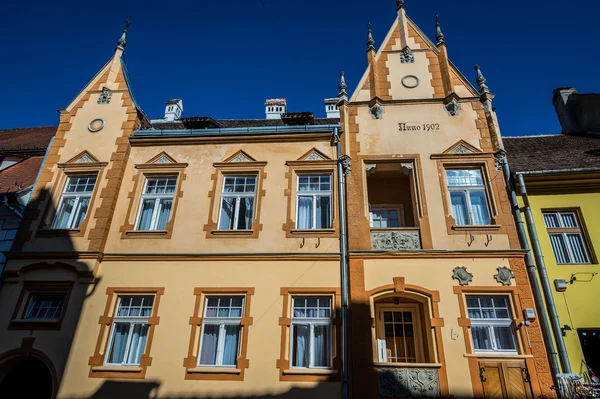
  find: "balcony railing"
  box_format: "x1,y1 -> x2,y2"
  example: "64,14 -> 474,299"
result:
370,228 -> 421,251
377,364 -> 441,398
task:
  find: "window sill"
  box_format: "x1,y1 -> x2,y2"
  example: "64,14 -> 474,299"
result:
373,362 -> 442,369
125,230 -> 168,238
91,365 -> 143,373
464,353 -> 532,359
36,228 -> 81,237
452,224 -> 501,232
210,230 -> 255,237
187,367 -> 241,375
283,368 -> 338,376
290,228 -> 336,236
8,319 -> 62,330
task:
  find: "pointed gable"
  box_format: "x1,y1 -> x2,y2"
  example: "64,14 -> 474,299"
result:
443,140 -> 482,155
224,150 -> 256,163
147,152 -> 177,164
66,151 -> 100,164
298,148 -> 330,161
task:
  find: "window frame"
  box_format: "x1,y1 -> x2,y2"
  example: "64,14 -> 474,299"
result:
466,295 -> 518,355
369,204 -> 405,228
375,303 -> 425,364
445,168 -> 492,226
542,209 -> 593,265
295,174 -> 333,230
289,296 -> 333,370
9,281 -> 73,331
24,294 -> 66,321
134,176 -> 178,231
217,174 -> 258,231
51,175 -> 97,230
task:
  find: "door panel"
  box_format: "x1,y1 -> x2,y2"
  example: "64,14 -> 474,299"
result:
479,361 -> 533,399
504,362 -> 532,399
480,362 -> 505,399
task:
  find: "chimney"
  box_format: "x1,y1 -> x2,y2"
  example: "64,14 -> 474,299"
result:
265,99 -> 286,119
164,99 -> 183,122
324,98 -> 340,118
553,88 -> 578,134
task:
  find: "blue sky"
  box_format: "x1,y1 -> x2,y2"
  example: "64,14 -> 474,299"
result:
1,0 -> 597,135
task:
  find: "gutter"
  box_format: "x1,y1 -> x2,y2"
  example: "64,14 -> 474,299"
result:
131,124 -> 342,138
517,167 -> 600,176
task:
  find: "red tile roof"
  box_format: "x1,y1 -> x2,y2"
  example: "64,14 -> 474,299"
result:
0,156 -> 45,194
0,126 -> 57,152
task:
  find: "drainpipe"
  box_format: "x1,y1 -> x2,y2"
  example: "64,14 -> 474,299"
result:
516,173 -> 571,374
501,158 -> 560,381
334,127 -> 351,399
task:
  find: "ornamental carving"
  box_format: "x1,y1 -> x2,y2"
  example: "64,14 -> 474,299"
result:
400,46 -> 414,63
378,367 -> 440,398
98,87 -> 112,104
371,231 -> 421,251
494,151 -> 506,171
370,103 -> 385,119
494,266 -> 515,286
305,151 -> 326,161
452,266 -> 473,286
444,98 -> 461,116
340,155 -> 352,175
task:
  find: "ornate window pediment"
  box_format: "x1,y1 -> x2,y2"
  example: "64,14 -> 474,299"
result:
146,152 -> 177,164
66,151 -> 100,164
224,150 -> 257,163
298,148 -> 330,161
442,140 -> 482,155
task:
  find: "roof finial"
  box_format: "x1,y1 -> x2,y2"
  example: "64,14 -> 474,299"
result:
474,65 -> 491,95
435,14 -> 445,45
338,71 -> 349,101
366,22 -> 376,52
116,16 -> 132,51
396,0 -> 405,10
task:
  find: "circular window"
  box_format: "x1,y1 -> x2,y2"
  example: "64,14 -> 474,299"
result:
401,75 -> 420,89
88,118 -> 105,133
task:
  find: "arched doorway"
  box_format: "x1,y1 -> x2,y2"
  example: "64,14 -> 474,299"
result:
0,355 -> 54,399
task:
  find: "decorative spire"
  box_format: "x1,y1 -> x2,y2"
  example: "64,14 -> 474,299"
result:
396,0 -> 404,10
116,16 -> 132,51
474,64 -> 491,95
366,22 -> 375,52
338,71 -> 349,101
435,14 -> 445,45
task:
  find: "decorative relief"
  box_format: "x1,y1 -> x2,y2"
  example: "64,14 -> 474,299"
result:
494,266 -> 515,286
97,87 -> 112,104
371,231 -> 421,251
378,368 -> 440,398
370,103 -> 385,119
305,151 -> 326,161
400,46 -> 414,63
340,155 -> 352,175
74,154 -> 95,163
452,266 -> 473,286
230,153 -> 252,162
154,155 -> 174,164
444,98 -> 461,116
494,151 -> 506,171
401,75 -> 419,89
450,144 -> 474,154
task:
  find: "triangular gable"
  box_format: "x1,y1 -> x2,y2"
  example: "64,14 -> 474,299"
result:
224,150 -> 256,163
65,59 -> 113,113
66,151 -> 100,164
146,152 -> 177,164
298,148 -> 331,161
443,140 -> 482,155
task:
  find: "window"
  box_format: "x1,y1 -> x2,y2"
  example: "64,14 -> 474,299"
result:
52,175 -> 97,229
24,294 -> 66,320
105,296 -> 154,366
543,211 -> 591,264
376,304 -> 423,363
218,176 -> 256,230
446,169 -> 491,225
466,295 -> 517,354
135,176 -> 176,231
290,297 -> 332,369
370,206 -> 404,228
198,296 -> 244,367
296,174 -> 332,229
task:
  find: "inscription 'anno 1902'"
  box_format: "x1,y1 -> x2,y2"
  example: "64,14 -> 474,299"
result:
398,123 -> 440,132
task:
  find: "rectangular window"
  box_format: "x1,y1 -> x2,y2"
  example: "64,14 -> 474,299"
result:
466,295 -> 517,354
376,305 -> 422,363
218,176 -> 256,230
135,176 -> 176,231
198,296 -> 244,367
105,296 -> 154,366
543,211 -> 591,264
24,294 -> 66,320
370,205 -> 404,228
296,175 -> 332,229
446,169 -> 491,226
290,297 -> 332,369
52,175 -> 97,229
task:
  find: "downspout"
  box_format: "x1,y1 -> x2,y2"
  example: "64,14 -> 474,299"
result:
501,157 -> 560,380
516,173 -> 571,374
334,127 -> 351,399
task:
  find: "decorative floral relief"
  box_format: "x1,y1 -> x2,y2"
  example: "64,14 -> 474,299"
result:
230,153 -> 252,162
378,367 -> 440,398
371,231 -> 420,251
305,151 -> 326,161
74,154 -> 95,163
153,155 -> 174,164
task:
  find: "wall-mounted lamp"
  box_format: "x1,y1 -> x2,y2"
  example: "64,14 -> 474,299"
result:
570,273 -> 598,284
561,325 -> 573,336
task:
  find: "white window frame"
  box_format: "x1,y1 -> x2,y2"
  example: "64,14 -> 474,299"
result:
24,294 -> 66,320
197,296 -> 245,368
104,296 -> 154,366
217,175 -> 257,230
445,168 -> 491,226
369,204 -> 405,228
543,210 -> 591,264
466,295 -> 518,355
289,296 -> 333,369
51,175 -> 97,229
134,176 -> 177,231
375,303 -> 424,364
295,174 -> 333,230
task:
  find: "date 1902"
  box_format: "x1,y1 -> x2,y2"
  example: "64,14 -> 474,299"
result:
398,123 -> 440,132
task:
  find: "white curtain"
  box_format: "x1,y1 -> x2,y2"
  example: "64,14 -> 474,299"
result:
137,199 -> 155,230
240,198 -> 254,229
222,325 -> 241,366
471,326 -> 492,350
108,323 -> 130,364
316,196 -> 331,229
156,199 -> 172,230
470,191 -> 491,225
450,192 -> 468,225
126,324 -> 149,364
292,324 -> 309,367
493,326 -> 516,350
313,325 -> 329,367
219,198 -> 235,230
73,197 -> 90,228
53,198 -> 76,228
297,197 -> 313,229
199,325 -> 219,365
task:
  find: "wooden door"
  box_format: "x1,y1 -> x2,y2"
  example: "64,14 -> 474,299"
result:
479,361 -> 532,399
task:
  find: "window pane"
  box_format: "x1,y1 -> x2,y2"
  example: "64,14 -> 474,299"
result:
297,196 -> 313,229
471,326 -> 492,350
450,192 -> 469,225
222,325 -> 241,366
469,191 -> 491,225
25,295 -> 65,320
72,197 -> 90,228
52,198 -> 76,229
292,324 -> 310,367
560,212 -> 578,228
543,213 -> 560,228
155,199 -> 172,230
566,234 -> 590,263
108,323 -> 131,364
313,325 -> 331,367
316,196 -> 331,229
137,199 -> 156,230
126,324 -> 149,364
493,326 -> 517,351
237,198 -> 254,229
549,234 -> 569,264
218,197 -> 236,230
199,325 -> 219,366
446,169 -> 484,186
